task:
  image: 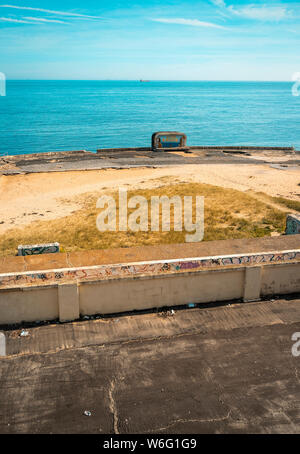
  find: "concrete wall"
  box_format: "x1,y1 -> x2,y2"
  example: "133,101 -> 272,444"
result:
0,286 -> 58,324
0,261 -> 299,325
79,268 -> 244,316
261,263 -> 300,296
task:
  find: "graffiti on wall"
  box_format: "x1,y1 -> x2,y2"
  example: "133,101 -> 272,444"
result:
17,243 -> 60,256
286,215 -> 300,235
1,249 -> 299,289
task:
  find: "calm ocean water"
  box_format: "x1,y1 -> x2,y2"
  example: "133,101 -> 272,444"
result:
0,80 -> 299,156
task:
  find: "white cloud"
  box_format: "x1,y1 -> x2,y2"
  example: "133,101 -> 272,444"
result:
23,16 -> 67,24
228,5 -> 287,21
211,0 -> 226,7
211,1 -> 288,21
152,18 -> 226,29
0,5 -> 103,19
0,16 -> 34,23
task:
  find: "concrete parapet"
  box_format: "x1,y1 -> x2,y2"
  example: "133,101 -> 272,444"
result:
0,257 -> 299,325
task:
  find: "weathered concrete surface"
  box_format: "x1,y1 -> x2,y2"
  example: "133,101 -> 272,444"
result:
1,148 -> 299,174
0,296 -> 300,434
0,235 -> 299,274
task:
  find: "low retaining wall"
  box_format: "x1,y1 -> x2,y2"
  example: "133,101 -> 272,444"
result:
96,145 -> 295,153
17,242 -> 60,256
189,145 -> 295,152
0,248 -> 299,325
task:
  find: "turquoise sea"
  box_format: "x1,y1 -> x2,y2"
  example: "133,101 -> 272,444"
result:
0,80 -> 299,155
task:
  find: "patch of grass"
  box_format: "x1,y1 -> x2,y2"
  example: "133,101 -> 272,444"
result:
0,182 -> 287,256
255,192 -> 300,213
270,196 -> 300,213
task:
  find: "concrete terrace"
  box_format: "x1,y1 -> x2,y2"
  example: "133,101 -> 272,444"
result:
1,296 -> 300,433
0,146 -> 299,174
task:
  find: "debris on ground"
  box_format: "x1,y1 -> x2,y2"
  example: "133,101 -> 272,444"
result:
19,330 -> 29,337
83,410 -> 92,417
159,309 -> 176,317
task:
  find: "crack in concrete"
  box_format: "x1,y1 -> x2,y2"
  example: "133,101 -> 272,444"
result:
66,252 -> 74,268
108,379 -> 119,434
149,409 -> 232,433
22,256 -> 27,271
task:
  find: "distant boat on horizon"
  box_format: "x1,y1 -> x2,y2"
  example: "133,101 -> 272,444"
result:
140,79 -> 150,82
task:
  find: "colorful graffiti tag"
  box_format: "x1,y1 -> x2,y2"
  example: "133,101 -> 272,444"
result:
1,249 -> 299,289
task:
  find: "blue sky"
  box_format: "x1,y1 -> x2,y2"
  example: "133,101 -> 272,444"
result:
0,1 -> 299,80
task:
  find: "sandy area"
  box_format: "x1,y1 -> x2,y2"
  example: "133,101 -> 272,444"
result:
0,163 -> 299,234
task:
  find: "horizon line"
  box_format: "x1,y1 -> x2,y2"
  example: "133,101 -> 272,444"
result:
5,78 -> 293,82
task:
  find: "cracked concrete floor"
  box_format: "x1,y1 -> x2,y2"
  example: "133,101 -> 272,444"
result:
0,298 -> 300,434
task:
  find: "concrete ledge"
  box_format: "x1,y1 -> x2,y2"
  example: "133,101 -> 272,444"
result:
96,146 -> 294,153
97,147 -> 151,153
189,145 -> 295,151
